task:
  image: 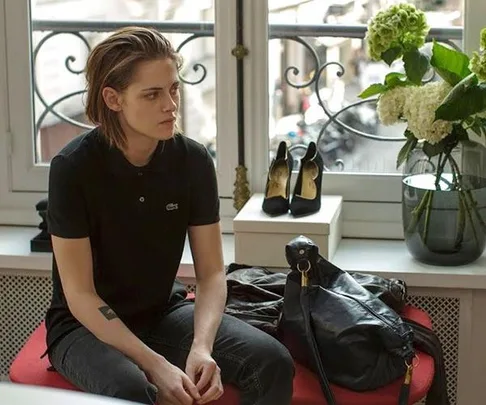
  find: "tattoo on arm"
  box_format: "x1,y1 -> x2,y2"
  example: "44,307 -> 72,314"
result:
98,306 -> 118,320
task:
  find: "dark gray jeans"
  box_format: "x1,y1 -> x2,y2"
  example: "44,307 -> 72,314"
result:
48,301 -> 294,405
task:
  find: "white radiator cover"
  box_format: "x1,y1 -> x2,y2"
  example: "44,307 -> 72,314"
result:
0,273 -> 460,404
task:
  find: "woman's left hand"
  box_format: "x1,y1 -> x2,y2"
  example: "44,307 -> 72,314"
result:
185,347 -> 224,404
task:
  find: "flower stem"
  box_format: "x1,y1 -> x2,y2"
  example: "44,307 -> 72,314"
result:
422,190 -> 434,243
454,190 -> 466,250
465,189 -> 486,231
434,152 -> 448,190
448,154 -> 464,187
435,153 -> 447,190
448,154 -> 486,231
406,190 -> 431,234
448,155 -> 467,249
459,190 -> 480,249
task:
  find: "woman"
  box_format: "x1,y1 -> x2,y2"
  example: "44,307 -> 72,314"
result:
45,26 -> 294,405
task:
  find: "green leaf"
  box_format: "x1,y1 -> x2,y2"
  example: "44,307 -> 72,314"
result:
423,141 -> 447,158
403,48 -> 430,85
396,131 -> 418,169
431,41 -> 472,86
359,73 -> 412,99
385,72 -> 406,84
381,47 -> 402,66
435,73 -> 486,121
384,72 -> 410,89
358,83 -> 387,99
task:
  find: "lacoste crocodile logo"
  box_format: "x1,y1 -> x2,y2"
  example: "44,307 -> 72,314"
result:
166,203 -> 179,211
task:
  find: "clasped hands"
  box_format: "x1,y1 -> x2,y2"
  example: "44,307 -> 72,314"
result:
149,346 -> 224,405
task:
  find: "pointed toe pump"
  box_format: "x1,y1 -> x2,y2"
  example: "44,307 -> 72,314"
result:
289,141 -> 323,217
262,141 -> 294,216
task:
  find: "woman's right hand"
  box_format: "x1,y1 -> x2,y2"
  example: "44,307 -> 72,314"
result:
146,355 -> 201,405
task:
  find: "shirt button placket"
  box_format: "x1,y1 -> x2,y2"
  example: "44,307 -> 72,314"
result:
137,171 -> 145,210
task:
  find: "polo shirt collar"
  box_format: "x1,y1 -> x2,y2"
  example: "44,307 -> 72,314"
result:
100,133 -> 170,175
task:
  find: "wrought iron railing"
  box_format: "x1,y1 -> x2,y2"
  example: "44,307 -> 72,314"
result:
32,19 -> 463,168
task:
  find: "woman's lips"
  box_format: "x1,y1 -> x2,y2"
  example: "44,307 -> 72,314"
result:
159,118 -> 175,125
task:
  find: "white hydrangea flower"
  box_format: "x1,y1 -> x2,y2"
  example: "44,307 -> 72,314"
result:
403,81 -> 453,144
377,86 -> 411,125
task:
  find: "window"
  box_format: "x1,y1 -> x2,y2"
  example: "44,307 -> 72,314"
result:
267,1 -> 463,191
243,0 -> 477,238
1,0 -> 238,226
1,0 -> 485,236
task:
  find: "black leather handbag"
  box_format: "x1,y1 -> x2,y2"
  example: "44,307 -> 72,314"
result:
278,236 -> 415,405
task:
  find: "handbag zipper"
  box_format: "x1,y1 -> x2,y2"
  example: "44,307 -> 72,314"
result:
337,290 -> 409,339
337,290 -> 414,362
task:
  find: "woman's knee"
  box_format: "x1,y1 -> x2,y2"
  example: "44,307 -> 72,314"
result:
262,339 -> 295,379
216,315 -> 295,391
243,332 -> 295,381
244,335 -> 294,401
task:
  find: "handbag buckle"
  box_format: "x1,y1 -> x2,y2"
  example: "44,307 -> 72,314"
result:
297,259 -> 311,287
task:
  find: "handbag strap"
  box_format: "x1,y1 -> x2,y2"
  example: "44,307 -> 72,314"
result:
403,317 -> 450,405
300,288 -> 337,405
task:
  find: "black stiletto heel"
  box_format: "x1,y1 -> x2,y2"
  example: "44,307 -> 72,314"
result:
289,141 -> 323,217
262,141 -> 294,216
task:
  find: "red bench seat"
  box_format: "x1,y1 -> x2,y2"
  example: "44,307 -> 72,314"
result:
10,305 -> 435,404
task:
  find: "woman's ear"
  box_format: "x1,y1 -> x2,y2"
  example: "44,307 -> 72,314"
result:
102,87 -> 123,112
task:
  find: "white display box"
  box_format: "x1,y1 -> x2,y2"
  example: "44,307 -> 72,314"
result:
233,193 -> 343,268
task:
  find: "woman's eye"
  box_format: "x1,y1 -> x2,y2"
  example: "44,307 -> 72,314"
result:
170,86 -> 179,95
145,93 -> 157,100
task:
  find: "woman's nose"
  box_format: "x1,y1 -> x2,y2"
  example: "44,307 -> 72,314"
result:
161,95 -> 177,112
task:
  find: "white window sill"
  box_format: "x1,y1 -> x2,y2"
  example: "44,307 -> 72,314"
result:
0,226 -> 485,289
0,226 -> 235,284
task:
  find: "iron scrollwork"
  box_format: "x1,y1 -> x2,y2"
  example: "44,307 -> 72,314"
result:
176,33 -> 213,85
33,31 -> 93,134
32,22 -> 213,136
269,26 -> 462,171
278,36 -> 320,89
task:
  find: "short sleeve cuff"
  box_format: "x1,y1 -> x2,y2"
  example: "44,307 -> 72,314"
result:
188,215 -> 220,227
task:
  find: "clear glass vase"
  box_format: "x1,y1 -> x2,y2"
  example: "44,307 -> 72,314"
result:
402,140 -> 486,266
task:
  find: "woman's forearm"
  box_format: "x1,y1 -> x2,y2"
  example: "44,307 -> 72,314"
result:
191,272 -> 227,352
68,291 -> 162,373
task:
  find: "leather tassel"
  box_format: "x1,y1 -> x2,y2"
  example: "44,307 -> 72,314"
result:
398,363 -> 413,405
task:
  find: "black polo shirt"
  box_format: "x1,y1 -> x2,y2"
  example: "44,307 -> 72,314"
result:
44,128 -> 219,352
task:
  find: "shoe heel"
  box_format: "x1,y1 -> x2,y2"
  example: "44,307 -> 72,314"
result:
289,141 -> 323,217
262,141 -> 293,216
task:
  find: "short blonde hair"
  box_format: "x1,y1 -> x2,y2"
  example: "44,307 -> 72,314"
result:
85,27 -> 182,149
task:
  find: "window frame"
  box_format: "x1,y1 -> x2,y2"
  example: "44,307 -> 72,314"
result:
0,0 -> 485,235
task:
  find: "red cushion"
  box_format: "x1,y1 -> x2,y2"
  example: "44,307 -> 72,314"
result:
10,305 -> 434,405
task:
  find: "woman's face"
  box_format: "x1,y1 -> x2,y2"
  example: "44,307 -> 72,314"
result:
104,57 -> 180,142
